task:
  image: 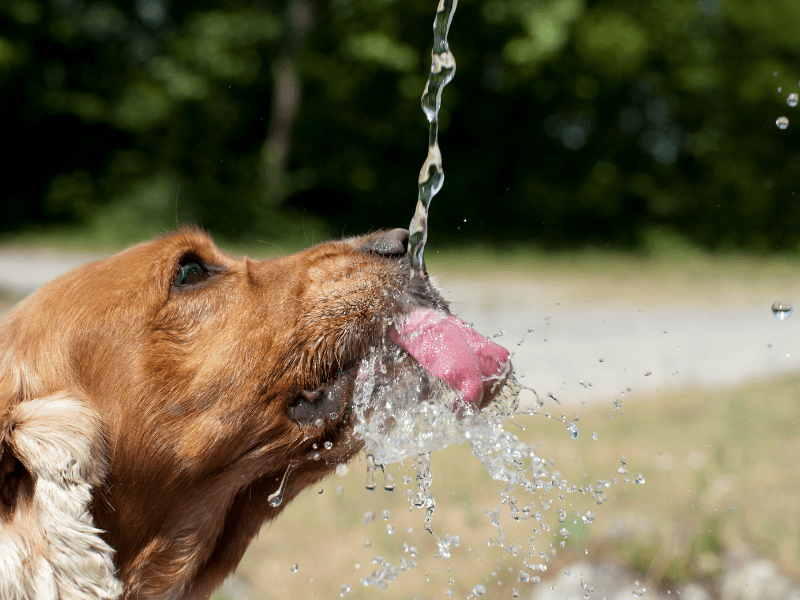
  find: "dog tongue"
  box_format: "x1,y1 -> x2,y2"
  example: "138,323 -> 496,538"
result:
390,308 -> 510,406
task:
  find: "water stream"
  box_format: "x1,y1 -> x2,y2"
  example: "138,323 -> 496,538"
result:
408,0 -> 458,283
346,0 -> 569,592
297,1 -> 628,595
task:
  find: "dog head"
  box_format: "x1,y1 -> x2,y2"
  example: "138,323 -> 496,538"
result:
0,227 -> 506,599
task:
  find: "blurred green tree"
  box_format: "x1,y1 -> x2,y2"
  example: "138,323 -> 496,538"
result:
2,0 -> 799,249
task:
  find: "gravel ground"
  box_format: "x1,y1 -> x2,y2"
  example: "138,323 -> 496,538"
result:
440,275 -> 800,405
528,554 -> 800,600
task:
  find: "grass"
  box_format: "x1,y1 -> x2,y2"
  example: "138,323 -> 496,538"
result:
214,373 -> 800,599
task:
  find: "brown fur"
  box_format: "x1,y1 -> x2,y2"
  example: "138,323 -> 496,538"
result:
0,228 -> 461,599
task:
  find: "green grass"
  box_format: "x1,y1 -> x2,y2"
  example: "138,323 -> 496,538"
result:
216,374 -> 800,599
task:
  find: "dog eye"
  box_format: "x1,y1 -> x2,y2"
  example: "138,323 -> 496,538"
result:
175,262 -> 207,287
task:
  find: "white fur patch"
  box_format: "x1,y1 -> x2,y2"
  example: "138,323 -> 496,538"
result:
0,392 -> 122,600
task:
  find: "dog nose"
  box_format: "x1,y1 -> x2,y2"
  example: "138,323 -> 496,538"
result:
361,228 -> 409,257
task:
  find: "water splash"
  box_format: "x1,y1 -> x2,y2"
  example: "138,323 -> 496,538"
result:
413,453 -> 436,535
359,554 -> 418,590
565,421 -> 579,439
350,337 -> 560,561
408,0 -> 458,282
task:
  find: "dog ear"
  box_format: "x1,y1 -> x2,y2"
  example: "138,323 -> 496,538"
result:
0,388 -> 123,599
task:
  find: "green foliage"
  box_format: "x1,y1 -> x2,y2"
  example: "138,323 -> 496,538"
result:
3,0 -> 800,248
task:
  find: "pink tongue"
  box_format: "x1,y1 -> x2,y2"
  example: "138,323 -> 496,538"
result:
390,308 -> 510,406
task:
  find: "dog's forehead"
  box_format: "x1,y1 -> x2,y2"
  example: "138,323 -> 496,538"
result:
96,229 -> 231,282
136,228 -> 225,263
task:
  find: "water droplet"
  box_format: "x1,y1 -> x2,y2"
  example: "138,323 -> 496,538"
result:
789,93 -> 799,107
386,524 -> 394,535
268,462 -> 297,507
317,487 -> 323,494
363,511 -> 375,525
581,511 -> 595,524
634,473 -> 646,485
335,463 -> 348,476
772,301 -> 793,320
565,422 -> 579,439
290,563 -> 298,573
364,540 -> 371,547
472,584 -> 486,596
339,584 -> 351,597
777,116 -> 790,129
592,431 -> 598,441
633,586 -> 647,597
560,527 -> 570,538
365,453 -> 377,491
380,509 -> 391,520
324,441 -> 333,450
643,371 -> 652,377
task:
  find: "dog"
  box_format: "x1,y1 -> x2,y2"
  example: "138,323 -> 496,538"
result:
0,227 -> 509,599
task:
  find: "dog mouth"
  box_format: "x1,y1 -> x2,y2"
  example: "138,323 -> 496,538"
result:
287,359 -> 363,426
288,306 -> 511,432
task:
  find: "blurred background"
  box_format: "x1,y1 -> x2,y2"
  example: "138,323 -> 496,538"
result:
2,1 -> 800,599
2,0 -> 800,251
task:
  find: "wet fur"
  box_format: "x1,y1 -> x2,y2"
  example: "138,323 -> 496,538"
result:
0,228 -> 437,599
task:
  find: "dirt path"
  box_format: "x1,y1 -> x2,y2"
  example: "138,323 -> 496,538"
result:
440,273 -> 799,404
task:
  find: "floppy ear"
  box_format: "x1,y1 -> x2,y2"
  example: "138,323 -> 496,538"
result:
0,389 -> 122,600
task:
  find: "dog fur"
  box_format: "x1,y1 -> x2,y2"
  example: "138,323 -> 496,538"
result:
1,227 -> 451,599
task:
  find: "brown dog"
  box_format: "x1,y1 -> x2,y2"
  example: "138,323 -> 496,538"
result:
0,228 -> 505,599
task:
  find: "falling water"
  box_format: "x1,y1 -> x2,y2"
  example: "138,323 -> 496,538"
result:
772,301 -> 793,320
408,0 -> 458,282
267,461 -> 297,507
343,0 -> 627,594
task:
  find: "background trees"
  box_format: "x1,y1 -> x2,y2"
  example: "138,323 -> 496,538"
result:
2,0 -> 799,249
